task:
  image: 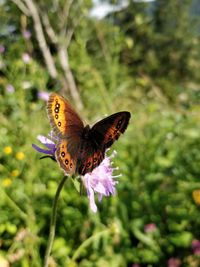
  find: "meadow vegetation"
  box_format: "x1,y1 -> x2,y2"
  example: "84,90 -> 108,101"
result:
0,0 -> 200,266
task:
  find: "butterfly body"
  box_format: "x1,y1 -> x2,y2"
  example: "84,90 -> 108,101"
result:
82,125 -> 91,139
47,93 -> 131,175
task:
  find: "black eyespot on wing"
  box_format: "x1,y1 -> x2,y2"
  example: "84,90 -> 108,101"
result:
86,161 -> 91,168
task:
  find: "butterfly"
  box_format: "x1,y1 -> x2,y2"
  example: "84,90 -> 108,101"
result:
47,93 -> 131,176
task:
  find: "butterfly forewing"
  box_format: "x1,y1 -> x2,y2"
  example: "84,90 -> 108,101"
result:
77,112 -> 130,175
47,93 -> 84,139
91,111 -> 131,149
47,93 -> 84,175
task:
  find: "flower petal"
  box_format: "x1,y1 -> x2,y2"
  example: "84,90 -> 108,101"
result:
32,144 -> 54,156
98,193 -> 103,202
48,131 -> 59,142
85,176 -> 97,213
37,91 -> 49,101
93,182 -> 106,194
37,135 -> 55,147
89,191 -> 97,213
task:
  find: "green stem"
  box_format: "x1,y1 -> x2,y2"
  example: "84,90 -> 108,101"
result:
0,188 -> 27,221
72,229 -> 110,261
44,175 -> 68,267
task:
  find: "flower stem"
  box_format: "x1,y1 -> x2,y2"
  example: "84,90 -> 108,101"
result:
44,175 -> 68,267
72,229 -> 110,261
0,188 -> 27,221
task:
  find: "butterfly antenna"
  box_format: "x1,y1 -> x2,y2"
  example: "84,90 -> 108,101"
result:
40,155 -> 56,162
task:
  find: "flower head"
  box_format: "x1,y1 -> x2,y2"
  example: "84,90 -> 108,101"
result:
2,178 -> 12,187
81,150 -> 119,213
192,239 -> 200,255
167,258 -> 181,267
144,223 -> 157,233
22,81 -> 32,90
38,91 -> 49,101
6,84 -> 15,93
22,53 -> 31,64
0,45 -> 5,54
11,170 -> 20,177
22,30 -> 31,39
16,152 -> 25,161
3,146 -> 12,154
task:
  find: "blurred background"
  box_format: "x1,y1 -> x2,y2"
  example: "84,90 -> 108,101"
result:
0,0 -> 200,266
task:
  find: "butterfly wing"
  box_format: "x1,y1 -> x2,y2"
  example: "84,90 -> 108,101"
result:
90,111 -> 131,149
77,142 -> 105,175
47,93 -> 84,139
47,93 -> 84,174
77,111 -> 131,175
56,140 -> 76,175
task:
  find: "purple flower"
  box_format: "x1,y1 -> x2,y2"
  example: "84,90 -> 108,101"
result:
38,91 -> 49,101
0,45 -> 5,54
132,264 -> 141,267
6,84 -> 15,93
81,150 -> 120,213
22,53 -> 31,64
32,134 -> 56,157
192,239 -> 200,255
22,30 -> 31,39
144,223 -> 157,233
167,258 -> 181,267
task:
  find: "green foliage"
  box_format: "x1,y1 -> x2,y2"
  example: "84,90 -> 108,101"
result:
0,0 -> 200,266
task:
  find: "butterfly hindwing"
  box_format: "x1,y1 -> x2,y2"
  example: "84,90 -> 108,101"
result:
78,149 -> 104,175
47,93 -> 84,138
56,140 -> 76,175
91,111 -> 131,149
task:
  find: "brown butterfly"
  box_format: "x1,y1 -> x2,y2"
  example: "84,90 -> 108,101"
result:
47,93 -> 131,176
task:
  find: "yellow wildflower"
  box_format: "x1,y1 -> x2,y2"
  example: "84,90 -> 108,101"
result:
2,178 -> 12,187
11,169 -> 20,177
16,152 -> 25,161
3,146 -> 12,154
192,189 -> 200,205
